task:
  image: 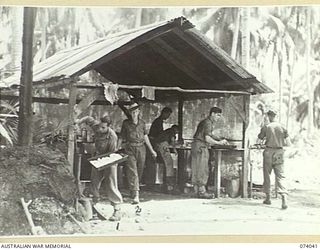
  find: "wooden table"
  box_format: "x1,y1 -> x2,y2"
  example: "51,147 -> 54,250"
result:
173,145 -> 244,198
210,148 -> 244,198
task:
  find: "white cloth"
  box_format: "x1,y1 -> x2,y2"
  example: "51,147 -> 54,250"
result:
102,82 -> 119,104
142,86 -> 155,100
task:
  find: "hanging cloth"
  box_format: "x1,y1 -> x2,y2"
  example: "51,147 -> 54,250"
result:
101,82 -> 119,105
142,86 -> 155,101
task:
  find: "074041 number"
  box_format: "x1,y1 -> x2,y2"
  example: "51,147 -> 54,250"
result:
300,244 -> 318,248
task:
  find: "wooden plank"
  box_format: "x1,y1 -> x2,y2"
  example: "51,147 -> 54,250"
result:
0,94 -> 133,106
241,94 -> 250,198
74,88 -> 103,117
67,85 -> 77,174
34,77 -> 76,90
75,82 -> 251,95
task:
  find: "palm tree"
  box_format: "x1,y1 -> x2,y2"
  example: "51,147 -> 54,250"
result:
9,7 -> 23,77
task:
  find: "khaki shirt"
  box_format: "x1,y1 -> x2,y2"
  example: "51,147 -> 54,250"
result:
120,118 -> 147,144
87,123 -> 118,154
193,117 -> 215,144
258,122 -> 288,148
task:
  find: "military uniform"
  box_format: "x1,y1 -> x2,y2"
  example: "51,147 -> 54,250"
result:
120,118 -> 147,191
154,127 -> 177,184
191,117 -> 215,194
144,117 -> 164,185
90,123 -> 123,210
258,121 -> 288,195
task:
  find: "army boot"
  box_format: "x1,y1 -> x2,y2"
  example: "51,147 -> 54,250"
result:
198,185 -> 214,199
281,194 -> 288,209
109,207 -> 121,221
263,193 -> 271,205
131,191 -> 140,204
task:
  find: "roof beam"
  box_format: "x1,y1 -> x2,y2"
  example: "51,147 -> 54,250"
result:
148,38 -> 210,89
173,28 -> 244,82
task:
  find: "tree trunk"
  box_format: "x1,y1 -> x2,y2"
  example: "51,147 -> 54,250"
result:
231,8 -> 240,60
241,7 -> 250,69
286,59 -> 295,130
306,6 -> 313,136
40,8 -> 47,61
10,7 -> 23,75
278,54 -> 283,124
17,7 -> 37,146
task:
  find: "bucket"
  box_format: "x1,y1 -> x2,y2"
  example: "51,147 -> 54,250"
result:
225,178 -> 240,198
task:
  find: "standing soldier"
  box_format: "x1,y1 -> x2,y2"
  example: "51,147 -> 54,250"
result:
258,109 -> 289,209
154,125 -> 179,193
118,103 -> 157,204
76,115 -> 123,221
191,107 -> 228,199
149,107 -> 173,141
146,107 -> 173,186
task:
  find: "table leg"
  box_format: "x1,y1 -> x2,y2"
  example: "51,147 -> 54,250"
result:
75,153 -> 82,196
177,149 -> 185,190
214,150 -> 222,198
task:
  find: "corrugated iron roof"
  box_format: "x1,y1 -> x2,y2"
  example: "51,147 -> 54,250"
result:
0,17 -> 273,94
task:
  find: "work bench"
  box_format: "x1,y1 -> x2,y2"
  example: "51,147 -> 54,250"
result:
173,144 -> 245,198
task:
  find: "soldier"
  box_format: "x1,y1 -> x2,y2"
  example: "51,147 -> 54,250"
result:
145,107 -> 173,186
149,107 -> 173,141
191,107 -> 228,199
154,125 -> 179,193
118,103 -> 157,204
258,109 -> 290,209
76,115 -> 122,221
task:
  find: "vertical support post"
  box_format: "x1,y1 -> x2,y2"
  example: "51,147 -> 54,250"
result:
178,96 -> 184,142
213,149 -> 222,198
75,144 -> 83,196
241,94 -> 250,198
67,85 -> 77,174
177,95 -> 184,190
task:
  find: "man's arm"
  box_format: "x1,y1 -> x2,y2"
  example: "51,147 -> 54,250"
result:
203,120 -> 227,146
145,135 -> 157,158
117,120 -> 126,151
283,127 -> 291,146
205,135 -> 228,146
117,138 -> 123,151
258,126 -> 266,140
75,116 -> 97,126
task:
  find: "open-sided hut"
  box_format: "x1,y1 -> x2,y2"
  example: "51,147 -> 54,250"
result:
1,17 -> 272,198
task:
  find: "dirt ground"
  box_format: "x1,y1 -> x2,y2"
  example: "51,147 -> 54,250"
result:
76,187 -> 319,236
1,143 -> 319,237
0,145 -> 81,236
72,144 -> 320,237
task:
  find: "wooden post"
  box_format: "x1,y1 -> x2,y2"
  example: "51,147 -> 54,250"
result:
178,96 -> 184,142
177,96 -> 185,189
241,94 -> 250,198
213,150 -> 222,198
67,85 -> 77,174
17,7 -> 36,146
